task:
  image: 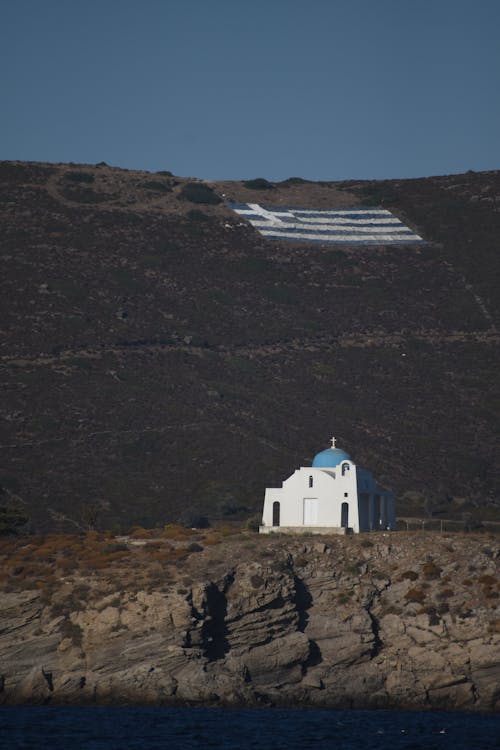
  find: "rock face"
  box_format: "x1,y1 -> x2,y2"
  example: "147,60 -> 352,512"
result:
0,534 -> 499,711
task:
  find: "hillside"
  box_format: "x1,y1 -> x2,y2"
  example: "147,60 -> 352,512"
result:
0,529 -> 499,710
0,161 -> 499,531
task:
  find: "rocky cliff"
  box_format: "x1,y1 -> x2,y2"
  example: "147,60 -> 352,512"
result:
0,530 -> 498,710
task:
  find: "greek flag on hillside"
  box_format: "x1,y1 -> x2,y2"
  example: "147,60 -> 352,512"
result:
228,203 -> 423,245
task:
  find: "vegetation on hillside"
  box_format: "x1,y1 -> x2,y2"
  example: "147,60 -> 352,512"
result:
0,161 -> 498,531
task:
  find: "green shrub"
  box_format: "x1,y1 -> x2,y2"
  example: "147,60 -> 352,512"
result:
65,171 -> 94,183
422,605 -> 440,626
250,574 -> 264,588
186,208 -> 209,222
181,514 -> 210,529
346,561 -> 364,575
186,542 -> 203,553
359,538 -> 374,548
62,187 -> 110,204
436,588 -> 454,599
178,182 -> 222,204
103,542 -> 128,554
142,180 -> 172,193
245,513 -> 262,532
280,177 -> 310,186
242,178 -> 274,190
0,505 -> 29,536
59,618 -> 83,647
265,285 -> 297,305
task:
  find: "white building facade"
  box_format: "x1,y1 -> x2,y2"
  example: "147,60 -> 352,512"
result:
260,438 -> 396,534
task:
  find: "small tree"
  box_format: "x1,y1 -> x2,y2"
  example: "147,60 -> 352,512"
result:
242,178 -> 275,190
178,183 -> 222,205
245,513 -> 262,532
81,502 -> 101,531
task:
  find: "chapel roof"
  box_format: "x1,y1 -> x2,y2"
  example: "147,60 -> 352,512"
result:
311,437 -> 352,468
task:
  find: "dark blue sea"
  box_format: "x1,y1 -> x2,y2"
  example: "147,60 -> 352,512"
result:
0,706 -> 499,749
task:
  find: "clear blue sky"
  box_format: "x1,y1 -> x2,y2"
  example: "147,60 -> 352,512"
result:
2,0 -> 499,181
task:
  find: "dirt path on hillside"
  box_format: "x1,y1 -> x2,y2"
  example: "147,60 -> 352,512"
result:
1,329 -> 498,369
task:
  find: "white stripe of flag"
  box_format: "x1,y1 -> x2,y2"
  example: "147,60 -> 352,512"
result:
228,202 -> 423,244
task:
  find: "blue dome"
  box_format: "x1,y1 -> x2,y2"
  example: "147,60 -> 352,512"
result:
312,448 -> 352,468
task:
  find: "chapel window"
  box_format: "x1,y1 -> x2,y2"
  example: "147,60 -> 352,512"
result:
309,475 -> 313,488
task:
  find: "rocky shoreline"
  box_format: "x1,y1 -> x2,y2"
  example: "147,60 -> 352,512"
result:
0,532 -> 499,711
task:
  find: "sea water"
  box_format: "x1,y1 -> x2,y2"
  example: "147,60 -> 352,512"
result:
0,706 -> 498,749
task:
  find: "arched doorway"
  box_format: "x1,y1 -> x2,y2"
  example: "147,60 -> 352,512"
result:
341,502 -> 349,529
272,501 -> 280,527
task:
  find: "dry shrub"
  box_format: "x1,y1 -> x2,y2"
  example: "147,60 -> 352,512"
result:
129,526 -> 155,539
147,549 -> 174,564
162,525 -> 192,540
31,536 -> 68,560
405,587 -> 426,604
0,539 -> 18,554
142,540 -> 164,550
80,553 -> 116,571
168,550 -> 189,567
478,574 -> 496,586
400,570 -> 419,581
294,556 -> 308,567
56,558 -> 79,573
59,618 -> 83,647
218,525 -> 238,538
436,588 -> 454,600
199,533 -> 220,545
169,548 -> 189,560
422,562 -> 442,580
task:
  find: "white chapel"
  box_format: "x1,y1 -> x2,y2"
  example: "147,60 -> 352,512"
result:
260,437 -> 396,534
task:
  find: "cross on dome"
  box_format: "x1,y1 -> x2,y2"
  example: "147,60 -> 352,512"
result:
331,436 -> 336,449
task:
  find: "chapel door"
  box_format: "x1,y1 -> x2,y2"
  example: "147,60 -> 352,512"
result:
303,498 -> 318,525
341,502 -> 349,528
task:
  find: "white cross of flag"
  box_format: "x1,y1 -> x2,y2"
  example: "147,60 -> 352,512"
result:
229,202 -> 423,245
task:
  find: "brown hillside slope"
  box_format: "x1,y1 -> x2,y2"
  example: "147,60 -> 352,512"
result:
0,161 -> 499,530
